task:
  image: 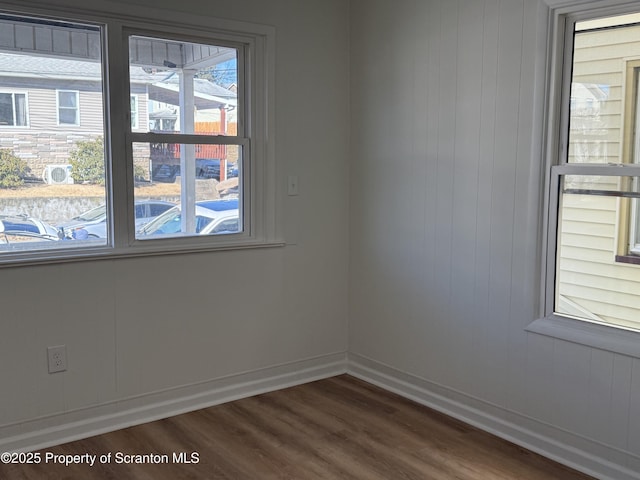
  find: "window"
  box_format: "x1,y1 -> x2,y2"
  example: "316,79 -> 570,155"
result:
130,95 -> 139,130
619,66 -> 640,260
528,3 -> 640,355
0,92 -> 27,126
0,5 -> 276,266
127,33 -> 245,241
57,90 -> 79,125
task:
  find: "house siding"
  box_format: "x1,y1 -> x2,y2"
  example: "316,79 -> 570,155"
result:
0,82 -> 152,177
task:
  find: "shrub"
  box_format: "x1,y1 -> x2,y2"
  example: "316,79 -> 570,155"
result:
134,164 -> 148,182
0,149 -> 30,188
69,137 -> 105,184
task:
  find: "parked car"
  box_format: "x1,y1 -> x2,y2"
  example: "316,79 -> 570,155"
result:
0,215 -> 60,245
152,160 -> 239,183
138,199 -> 239,237
59,200 -> 175,238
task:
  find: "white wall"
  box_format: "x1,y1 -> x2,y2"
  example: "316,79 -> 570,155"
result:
0,0 -> 349,447
349,1 -> 640,479
5,0 -> 640,478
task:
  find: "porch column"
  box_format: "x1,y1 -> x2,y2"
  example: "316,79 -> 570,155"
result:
219,106 -> 227,182
179,69 -> 197,234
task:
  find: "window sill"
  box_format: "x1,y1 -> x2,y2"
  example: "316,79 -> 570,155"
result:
526,314 -> 640,357
0,239 -> 285,269
615,254 -> 640,265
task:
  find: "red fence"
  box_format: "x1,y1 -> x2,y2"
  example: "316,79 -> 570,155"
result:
150,122 -> 237,162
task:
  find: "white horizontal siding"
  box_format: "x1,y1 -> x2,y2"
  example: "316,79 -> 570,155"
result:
20,88 -> 104,133
78,91 -> 105,132
562,256 -> 640,282
560,220 -> 615,238
26,90 -> 58,130
561,232 -> 615,250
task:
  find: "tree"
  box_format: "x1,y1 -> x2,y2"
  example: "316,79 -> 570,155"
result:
0,149 -> 30,188
69,137 -> 105,185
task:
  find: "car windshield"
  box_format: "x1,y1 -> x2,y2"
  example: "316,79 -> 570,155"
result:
139,200 -> 238,236
139,207 -> 214,235
139,206 -> 179,235
74,205 -> 106,222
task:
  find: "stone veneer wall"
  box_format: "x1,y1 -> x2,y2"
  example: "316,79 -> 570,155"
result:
0,133 -> 151,180
0,195 -> 181,225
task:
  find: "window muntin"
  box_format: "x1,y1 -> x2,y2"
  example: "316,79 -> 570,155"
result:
57,90 -> 80,125
0,92 -> 28,126
550,12 -> 640,331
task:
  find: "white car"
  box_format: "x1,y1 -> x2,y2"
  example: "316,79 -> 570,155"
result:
137,199 -> 240,238
0,215 -> 60,246
59,200 -> 175,238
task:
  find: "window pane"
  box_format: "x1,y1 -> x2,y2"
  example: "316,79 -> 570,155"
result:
631,197 -> 640,253
133,142 -> 242,239
555,174 -> 640,330
58,108 -> 78,125
58,91 -> 78,108
568,16 -> 640,164
129,35 -> 238,135
0,93 -> 14,125
130,95 -> 138,129
0,16 -> 108,255
15,94 -> 27,126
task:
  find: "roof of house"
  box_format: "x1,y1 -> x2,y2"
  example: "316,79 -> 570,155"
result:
0,52 -> 154,83
156,72 -> 236,100
0,52 -> 237,108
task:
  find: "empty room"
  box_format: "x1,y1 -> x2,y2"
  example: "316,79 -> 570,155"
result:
0,0 -> 639,479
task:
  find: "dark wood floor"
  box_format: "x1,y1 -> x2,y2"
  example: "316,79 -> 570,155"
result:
1,375 -> 595,479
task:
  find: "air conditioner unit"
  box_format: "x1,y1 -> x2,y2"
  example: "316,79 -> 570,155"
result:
43,164 -> 74,185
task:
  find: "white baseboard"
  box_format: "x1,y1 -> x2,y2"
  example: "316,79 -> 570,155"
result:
0,352 -> 348,453
348,353 -> 640,480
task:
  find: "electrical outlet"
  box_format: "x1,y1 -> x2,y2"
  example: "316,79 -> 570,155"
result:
47,345 -> 67,373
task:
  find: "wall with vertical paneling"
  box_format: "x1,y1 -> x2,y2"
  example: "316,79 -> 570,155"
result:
3,0 -> 640,477
0,0 -> 349,451
349,1 -> 640,479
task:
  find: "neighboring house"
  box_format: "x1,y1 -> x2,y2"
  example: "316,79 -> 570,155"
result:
558,18 -> 640,329
0,50 -> 237,181
0,52 -> 153,178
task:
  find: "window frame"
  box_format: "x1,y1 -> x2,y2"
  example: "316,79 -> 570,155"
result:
0,91 -> 28,127
527,0 -> 640,357
0,1 -> 279,267
56,89 -> 80,126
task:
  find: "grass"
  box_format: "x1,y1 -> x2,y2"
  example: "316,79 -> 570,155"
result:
0,182 -> 182,198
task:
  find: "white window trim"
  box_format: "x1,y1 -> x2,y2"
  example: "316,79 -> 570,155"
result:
0,0 -> 280,268
0,91 -> 29,128
56,89 -> 80,126
526,0 -> 640,358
